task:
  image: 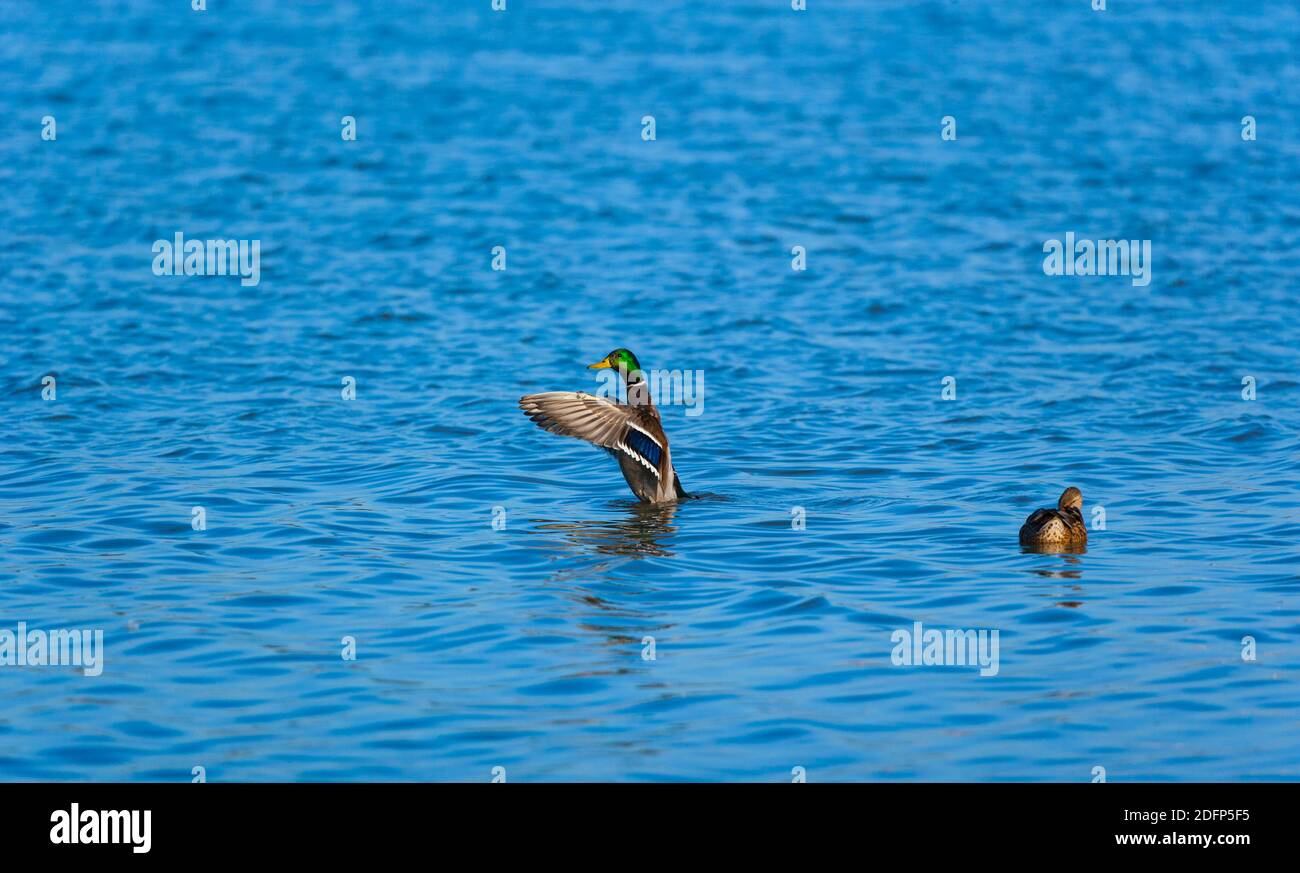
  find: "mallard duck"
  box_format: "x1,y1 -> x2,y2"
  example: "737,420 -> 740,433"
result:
1019,486 -> 1088,546
519,349 -> 686,504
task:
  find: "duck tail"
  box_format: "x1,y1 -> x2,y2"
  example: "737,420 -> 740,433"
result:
673,472 -> 688,499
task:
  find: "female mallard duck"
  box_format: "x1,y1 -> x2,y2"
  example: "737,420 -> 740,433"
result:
1019,486 -> 1088,546
519,349 -> 687,504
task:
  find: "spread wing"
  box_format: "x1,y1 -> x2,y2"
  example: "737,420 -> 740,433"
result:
519,391 -> 666,476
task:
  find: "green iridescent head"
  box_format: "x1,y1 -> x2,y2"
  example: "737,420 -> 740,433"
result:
587,348 -> 644,383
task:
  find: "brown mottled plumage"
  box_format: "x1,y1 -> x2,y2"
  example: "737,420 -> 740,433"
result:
1019,486 -> 1088,546
520,349 -> 686,504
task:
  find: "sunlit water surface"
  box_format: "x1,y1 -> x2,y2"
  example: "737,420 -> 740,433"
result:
1,1 -> 1298,781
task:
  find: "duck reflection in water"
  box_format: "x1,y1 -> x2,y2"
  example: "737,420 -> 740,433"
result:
1022,543 -> 1087,560
533,500 -> 680,559
1022,551 -> 1086,607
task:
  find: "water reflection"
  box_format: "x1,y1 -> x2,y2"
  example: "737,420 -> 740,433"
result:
533,500 -> 679,559
1022,551 -> 1086,606
1021,543 -> 1087,558
1023,551 -> 1083,579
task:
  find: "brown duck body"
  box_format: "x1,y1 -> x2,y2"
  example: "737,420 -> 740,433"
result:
520,381 -> 685,504
1019,487 -> 1088,546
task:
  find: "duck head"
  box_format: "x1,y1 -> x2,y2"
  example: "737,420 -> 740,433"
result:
588,348 -> 644,385
1058,487 -> 1083,511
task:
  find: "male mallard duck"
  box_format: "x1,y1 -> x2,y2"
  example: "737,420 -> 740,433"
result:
1019,486 -> 1088,546
519,348 -> 687,504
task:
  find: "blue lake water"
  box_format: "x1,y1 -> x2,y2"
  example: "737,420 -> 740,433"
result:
1,0 -> 1298,781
